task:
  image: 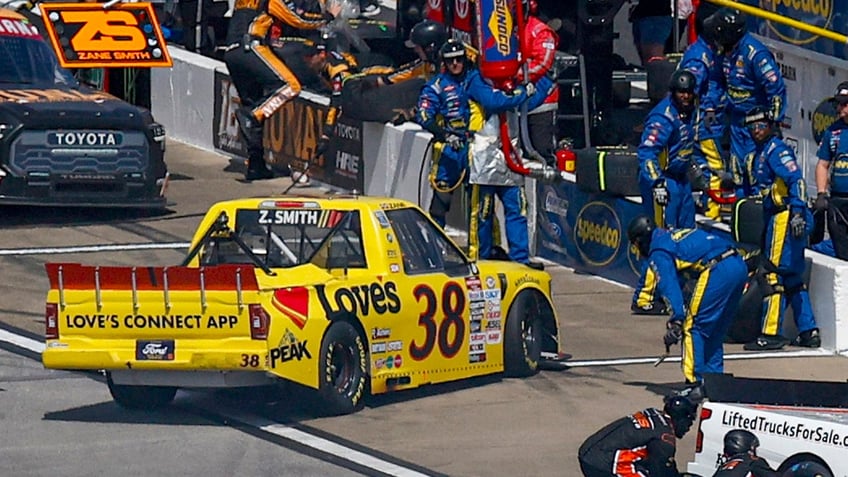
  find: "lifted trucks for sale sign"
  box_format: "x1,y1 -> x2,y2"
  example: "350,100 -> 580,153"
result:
39,2 -> 172,68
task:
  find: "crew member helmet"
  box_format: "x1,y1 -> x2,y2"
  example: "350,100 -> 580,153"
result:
669,69 -> 697,94
663,394 -> 698,438
834,81 -> 848,105
440,39 -> 467,65
405,20 -> 448,55
705,8 -> 747,50
743,106 -> 773,127
627,215 -> 655,258
723,429 -> 759,457
781,462 -> 834,477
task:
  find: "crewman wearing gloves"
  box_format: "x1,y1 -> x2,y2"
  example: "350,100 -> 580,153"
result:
705,8 -> 786,198
678,14 -> 727,219
627,215 -> 748,384
741,107 -> 819,351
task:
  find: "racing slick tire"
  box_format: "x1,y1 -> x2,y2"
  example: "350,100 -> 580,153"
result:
106,372 -> 177,410
504,291 -> 543,378
317,321 -> 368,416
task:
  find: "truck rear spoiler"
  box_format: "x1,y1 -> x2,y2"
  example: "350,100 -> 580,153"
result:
45,263 -> 260,312
704,373 -> 848,408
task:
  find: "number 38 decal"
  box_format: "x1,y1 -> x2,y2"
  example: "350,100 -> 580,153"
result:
409,282 -> 466,360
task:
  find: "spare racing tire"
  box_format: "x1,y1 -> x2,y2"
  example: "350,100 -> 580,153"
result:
317,321 -> 368,416
726,273 -> 763,344
504,291 -> 543,377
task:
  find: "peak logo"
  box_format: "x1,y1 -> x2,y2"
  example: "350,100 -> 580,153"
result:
574,201 -> 621,267
760,0 -> 834,46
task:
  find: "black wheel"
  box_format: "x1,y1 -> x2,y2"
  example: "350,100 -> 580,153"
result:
504,291 -> 543,377
317,321 -> 368,416
106,373 -> 176,410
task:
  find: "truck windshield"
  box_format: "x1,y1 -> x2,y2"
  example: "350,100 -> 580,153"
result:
0,31 -> 77,86
199,208 -> 366,270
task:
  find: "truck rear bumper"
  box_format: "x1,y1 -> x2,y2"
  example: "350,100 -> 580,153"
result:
109,369 -> 276,388
42,339 -> 267,371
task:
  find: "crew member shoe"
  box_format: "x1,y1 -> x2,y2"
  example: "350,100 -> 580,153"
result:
360,2 -> 381,17
631,301 -> 668,316
792,328 -> 821,348
245,165 -> 274,181
743,334 -> 790,351
526,261 -> 545,271
291,170 -> 311,187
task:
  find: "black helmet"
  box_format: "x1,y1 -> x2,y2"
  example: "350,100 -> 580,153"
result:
705,8 -> 746,50
781,462 -> 834,477
663,394 -> 697,438
669,70 -> 697,94
627,215 -> 655,258
834,81 -> 848,104
743,106 -> 773,127
723,429 -> 759,457
440,39 -> 467,65
405,20 -> 448,58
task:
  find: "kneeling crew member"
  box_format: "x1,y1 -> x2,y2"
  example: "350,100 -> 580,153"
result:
578,394 -> 698,477
712,429 -> 779,477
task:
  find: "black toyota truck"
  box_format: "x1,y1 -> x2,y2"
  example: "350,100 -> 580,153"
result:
0,7 -> 168,209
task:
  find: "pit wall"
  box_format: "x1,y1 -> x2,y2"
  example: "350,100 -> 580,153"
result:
151,45 -> 848,355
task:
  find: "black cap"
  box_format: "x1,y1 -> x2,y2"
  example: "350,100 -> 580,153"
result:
835,81 -> 848,104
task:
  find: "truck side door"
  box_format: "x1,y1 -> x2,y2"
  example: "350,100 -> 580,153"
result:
381,207 -> 489,385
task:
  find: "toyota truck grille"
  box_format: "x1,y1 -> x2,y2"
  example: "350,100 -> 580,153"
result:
8,130 -> 150,175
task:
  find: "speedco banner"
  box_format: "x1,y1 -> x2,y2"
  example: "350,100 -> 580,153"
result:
535,180 -> 645,287
744,0 -> 848,60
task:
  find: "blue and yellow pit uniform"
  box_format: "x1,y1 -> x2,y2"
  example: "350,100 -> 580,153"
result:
679,35 -> 727,218
752,135 -> 817,342
637,95 -> 697,230
722,34 -> 786,196
416,65 -> 536,228
816,118 -> 848,259
466,71 -> 553,263
639,228 -> 747,383
416,68 -> 474,227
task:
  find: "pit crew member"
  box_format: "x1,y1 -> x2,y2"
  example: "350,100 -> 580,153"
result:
632,69 -> 698,315
578,394 -> 698,477
705,8 -> 786,198
678,14 -> 727,219
224,0 -> 340,180
814,81 -> 848,260
712,429 -> 779,477
627,215 -> 747,384
741,107 -> 819,351
415,40 -> 536,229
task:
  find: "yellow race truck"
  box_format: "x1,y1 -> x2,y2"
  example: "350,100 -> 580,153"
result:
43,195 -> 562,415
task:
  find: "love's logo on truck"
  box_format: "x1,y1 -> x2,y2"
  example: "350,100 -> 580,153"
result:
39,2 -> 172,68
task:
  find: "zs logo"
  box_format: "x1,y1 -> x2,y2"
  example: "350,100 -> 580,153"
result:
59,11 -> 146,51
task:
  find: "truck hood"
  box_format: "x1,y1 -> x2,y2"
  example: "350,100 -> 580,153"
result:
0,86 -> 148,130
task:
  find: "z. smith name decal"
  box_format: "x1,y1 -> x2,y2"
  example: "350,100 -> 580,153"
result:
64,314 -> 239,329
